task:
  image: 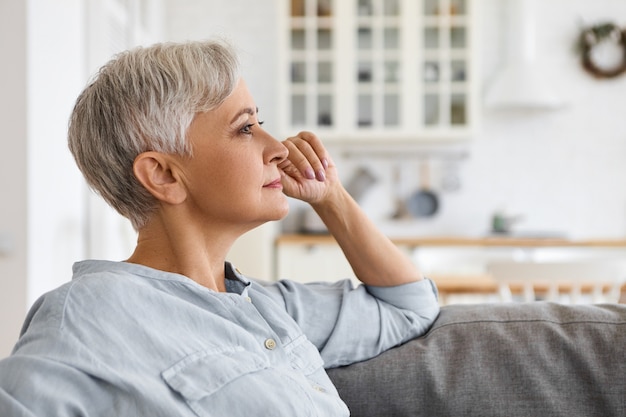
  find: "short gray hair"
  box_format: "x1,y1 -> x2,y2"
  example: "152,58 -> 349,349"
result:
68,40 -> 240,230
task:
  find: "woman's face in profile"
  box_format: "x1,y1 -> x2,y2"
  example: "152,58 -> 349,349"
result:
176,79 -> 290,229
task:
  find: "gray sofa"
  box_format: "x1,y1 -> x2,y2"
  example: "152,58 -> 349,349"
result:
327,303 -> 626,417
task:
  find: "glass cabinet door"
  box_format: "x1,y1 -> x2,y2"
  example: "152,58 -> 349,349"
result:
420,0 -> 470,128
288,0 -> 336,129
284,0 -> 476,142
355,0 -> 402,129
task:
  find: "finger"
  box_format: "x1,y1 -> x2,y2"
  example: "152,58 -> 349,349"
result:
281,139 -> 317,180
284,132 -> 329,181
277,155 -> 304,181
296,131 -> 330,169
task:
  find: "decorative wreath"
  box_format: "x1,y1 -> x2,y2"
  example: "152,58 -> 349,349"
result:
577,22 -> 626,79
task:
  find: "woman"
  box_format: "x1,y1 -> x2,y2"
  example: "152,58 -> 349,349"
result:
0,40 -> 439,416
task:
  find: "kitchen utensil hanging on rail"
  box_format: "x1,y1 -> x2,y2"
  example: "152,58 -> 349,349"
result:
406,159 -> 439,217
391,163 -> 411,219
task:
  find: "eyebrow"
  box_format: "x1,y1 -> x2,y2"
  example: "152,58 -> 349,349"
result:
230,107 -> 259,124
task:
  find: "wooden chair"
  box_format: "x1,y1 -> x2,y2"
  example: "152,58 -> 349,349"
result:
486,261 -> 626,304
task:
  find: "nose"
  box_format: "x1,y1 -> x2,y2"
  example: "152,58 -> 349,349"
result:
263,131 -> 288,165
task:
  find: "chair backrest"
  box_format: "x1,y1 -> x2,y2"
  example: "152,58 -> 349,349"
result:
486,261 -> 626,304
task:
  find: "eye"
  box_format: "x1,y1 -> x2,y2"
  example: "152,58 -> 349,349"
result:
240,120 -> 265,135
241,123 -> 255,135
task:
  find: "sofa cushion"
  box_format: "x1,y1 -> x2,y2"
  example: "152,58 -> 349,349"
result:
327,303 -> 626,417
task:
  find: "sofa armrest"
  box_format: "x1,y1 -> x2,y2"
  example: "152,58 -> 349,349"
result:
327,303 -> 626,417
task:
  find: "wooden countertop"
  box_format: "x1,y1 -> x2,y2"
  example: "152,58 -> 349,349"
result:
276,234 -> 626,248
431,274 -> 626,304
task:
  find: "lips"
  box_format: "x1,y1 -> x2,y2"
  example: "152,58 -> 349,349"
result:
263,178 -> 283,188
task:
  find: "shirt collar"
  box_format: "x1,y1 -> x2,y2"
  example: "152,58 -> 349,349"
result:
224,262 -> 251,296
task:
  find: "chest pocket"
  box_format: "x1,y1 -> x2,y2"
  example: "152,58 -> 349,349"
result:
284,334 -> 324,376
161,347 -> 269,417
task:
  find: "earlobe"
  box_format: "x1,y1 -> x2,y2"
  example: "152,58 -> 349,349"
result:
133,152 -> 187,204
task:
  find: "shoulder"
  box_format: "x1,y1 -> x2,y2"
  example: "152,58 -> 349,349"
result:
18,261 -> 193,345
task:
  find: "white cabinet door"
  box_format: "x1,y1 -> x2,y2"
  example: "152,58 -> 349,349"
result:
280,0 -> 479,143
276,244 -> 358,284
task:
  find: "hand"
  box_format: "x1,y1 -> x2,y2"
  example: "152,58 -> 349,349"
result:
278,131 -> 340,204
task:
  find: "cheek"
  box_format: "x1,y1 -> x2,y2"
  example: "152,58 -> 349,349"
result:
209,154 -> 262,197
186,146 -> 264,203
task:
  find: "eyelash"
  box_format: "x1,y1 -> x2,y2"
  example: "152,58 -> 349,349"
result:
241,120 -> 265,135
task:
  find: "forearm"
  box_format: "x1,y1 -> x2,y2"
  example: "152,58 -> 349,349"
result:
312,186 -> 424,287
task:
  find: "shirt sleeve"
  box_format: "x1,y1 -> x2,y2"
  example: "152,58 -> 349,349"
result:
259,278 -> 440,368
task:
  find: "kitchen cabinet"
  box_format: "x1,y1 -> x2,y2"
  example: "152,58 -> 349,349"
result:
280,0 -> 480,143
275,243 -> 359,284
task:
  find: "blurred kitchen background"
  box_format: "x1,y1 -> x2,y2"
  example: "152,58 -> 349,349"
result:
2,0 -> 626,355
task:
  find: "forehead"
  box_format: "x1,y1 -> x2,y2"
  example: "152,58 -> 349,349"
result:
188,79 -> 256,132
217,79 -> 255,117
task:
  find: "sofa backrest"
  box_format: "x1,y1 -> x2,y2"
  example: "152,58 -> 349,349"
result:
327,303 -> 626,417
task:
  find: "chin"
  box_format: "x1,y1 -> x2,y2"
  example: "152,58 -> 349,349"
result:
276,211 -> 289,222
254,196 -> 289,223
272,197 -> 290,219
269,206 -> 290,222
249,206 -> 289,226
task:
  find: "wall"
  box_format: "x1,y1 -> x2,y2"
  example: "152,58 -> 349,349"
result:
458,0 -> 626,239
27,0 -> 87,307
0,0 -> 87,357
166,0 -> 626,241
0,0 -> 29,358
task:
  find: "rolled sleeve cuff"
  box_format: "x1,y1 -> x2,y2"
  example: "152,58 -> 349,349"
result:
365,278 -> 439,311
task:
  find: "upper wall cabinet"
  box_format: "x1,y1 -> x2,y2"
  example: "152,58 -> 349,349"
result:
279,0 -> 479,143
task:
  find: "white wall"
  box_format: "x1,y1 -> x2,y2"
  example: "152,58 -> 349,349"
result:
0,0 -> 29,358
0,0 -> 87,358
27,0 -> 87,307
449,0 -> 626,239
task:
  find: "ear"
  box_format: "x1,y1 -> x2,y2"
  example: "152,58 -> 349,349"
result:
133,152 -> 187,205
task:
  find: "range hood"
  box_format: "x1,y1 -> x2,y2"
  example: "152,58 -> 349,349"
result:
485,0 -> 564,110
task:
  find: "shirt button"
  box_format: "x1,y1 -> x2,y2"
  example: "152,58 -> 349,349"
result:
244,296 -> 252,303
264,338 -> 277,350
313,385 -> 327,393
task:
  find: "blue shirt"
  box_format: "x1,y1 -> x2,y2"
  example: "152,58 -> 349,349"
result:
0,260 -> 439,416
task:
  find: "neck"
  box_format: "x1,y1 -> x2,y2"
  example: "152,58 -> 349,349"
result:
125,217 -> 239,292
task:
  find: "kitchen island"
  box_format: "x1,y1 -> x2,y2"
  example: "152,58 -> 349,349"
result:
276,233 -> 626,248
275,234 -> 626,304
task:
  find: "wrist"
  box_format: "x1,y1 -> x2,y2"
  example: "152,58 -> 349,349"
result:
310,185 -> 352,216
